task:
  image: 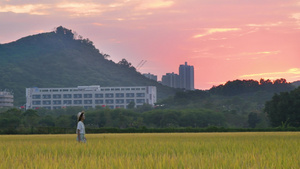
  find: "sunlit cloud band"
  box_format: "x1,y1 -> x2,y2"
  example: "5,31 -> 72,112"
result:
0,4 -> 49,15
240,68 -> 300,79
193,28 -> 241,38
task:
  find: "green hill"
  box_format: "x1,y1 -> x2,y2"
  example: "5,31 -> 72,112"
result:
0,26 -> 177,106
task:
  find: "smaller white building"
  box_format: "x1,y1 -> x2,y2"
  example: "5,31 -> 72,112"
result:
26,85 -> 156,110
0,90 -> 14,108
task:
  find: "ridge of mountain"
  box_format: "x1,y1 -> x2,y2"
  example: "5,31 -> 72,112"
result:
292,81 -> 300,87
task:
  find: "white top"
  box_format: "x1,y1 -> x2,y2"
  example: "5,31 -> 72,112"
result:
76,121 -> 85,134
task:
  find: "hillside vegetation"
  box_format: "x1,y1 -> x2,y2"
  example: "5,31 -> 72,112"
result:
156,79 -> 296,127
0,26 -> 176,105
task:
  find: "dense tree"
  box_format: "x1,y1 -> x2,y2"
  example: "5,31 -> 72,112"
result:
117,58 -> 136,71
39,115 -> 55,127
265,87 -> 300,127
56,115 -> 74,128
127,101 -> 135,109
135,103 -> 154,113
118,58 -> 132,67
142,110 -> 164,127
248,112 -> 260,128
0,117 -> 21,129
23,109 -> 39,127
159,110 -> 180,127
55,26 -> 74,39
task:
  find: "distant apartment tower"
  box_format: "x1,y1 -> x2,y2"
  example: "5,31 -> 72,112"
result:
179,62 -> 194,90
26,85 -> 156,110
0,90 -> 14,108
143,73 -> 157,81
161,72 -> 180,88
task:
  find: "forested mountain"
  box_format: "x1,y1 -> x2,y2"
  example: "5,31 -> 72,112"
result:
0,26 -> 177,105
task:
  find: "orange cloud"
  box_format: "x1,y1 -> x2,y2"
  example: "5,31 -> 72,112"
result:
93,23 -> 104,26
137,0 -> 174,10
241,51 -> 280,56
193,28 -> 241,38
32,30 -> 46,34
291,13 -> 300,27
57,3 -> 105,16
291,13 -> 300,20
246,22 -> 282,27
0,4 -> 49,15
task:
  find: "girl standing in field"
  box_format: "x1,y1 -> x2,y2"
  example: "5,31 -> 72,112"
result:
76,111 -> 86,143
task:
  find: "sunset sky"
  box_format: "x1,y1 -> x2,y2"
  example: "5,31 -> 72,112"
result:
0,0 -> 300,89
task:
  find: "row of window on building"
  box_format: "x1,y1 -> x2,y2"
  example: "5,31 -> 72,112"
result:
32,98 -> 146,105
34,105 -> 127,110
32,93 -> 146,99
38,87 -> 146,92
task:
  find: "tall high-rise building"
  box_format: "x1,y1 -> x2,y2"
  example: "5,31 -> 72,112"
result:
161,72 -> 180,88
179,62 -> 194,90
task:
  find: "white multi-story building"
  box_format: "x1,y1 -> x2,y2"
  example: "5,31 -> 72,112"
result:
0,90 -> 14,108
26,85 -> 156,110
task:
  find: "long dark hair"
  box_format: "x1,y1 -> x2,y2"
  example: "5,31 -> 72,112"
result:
78,112 -> 84,122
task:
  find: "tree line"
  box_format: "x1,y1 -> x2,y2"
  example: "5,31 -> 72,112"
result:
0,106 -> 225,130
209,78 -> 294,96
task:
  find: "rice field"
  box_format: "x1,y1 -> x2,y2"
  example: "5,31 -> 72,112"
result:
1,132 -> 299,169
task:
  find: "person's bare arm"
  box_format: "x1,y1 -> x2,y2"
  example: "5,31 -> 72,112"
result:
77,129 -> 81,142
